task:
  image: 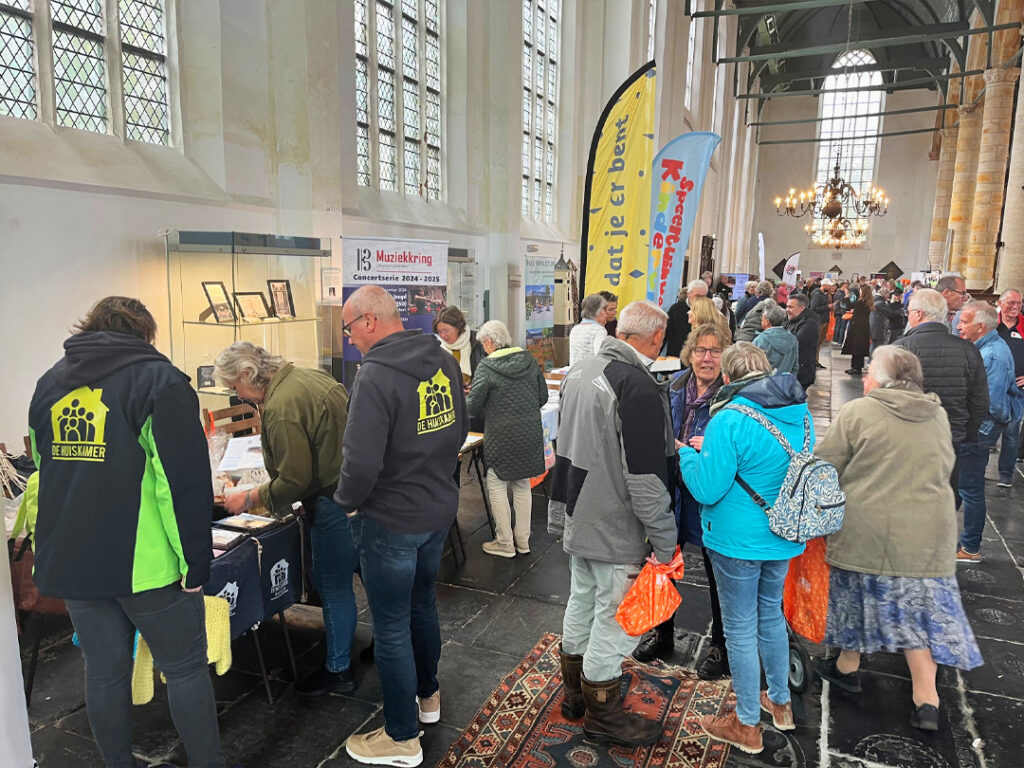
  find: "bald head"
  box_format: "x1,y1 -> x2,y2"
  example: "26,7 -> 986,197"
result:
342,285 -> 406,354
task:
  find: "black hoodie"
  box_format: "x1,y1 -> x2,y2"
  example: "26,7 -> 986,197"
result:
334,330 -> 468,534
28,332 -> 213,598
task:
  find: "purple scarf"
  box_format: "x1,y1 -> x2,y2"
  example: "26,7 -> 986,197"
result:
681,373 -> 722,440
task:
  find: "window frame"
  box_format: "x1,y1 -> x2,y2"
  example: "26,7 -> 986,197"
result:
0,0 -> 39,120
521,0 -> 559,223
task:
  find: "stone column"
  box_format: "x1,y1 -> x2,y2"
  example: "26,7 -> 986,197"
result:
966,67 -> 1021,289
927,125 -> 959,271
947,105 -> 983,274
997,68 -> 1024,292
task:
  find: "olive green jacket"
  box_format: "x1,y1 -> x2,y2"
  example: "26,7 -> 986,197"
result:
257,364 -> 349,516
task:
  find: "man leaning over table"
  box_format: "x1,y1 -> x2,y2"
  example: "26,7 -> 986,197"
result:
335,285 -> 468,768
214,341 -> 355,697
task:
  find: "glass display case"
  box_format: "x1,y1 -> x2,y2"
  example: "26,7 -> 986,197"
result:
165,231 -> 332,410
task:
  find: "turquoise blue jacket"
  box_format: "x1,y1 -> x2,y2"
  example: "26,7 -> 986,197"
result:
678,375 -> 810,561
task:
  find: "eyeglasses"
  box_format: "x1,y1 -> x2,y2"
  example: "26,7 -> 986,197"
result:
342,313 -> 368,337
692,346 -> 724,359
947,288 -> 969,298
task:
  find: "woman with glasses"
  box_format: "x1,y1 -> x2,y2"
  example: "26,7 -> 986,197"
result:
634,323 -> 732,681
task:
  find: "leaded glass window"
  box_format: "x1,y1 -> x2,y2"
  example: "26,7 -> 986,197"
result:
522,0 -> 558,222
120,0 -> 169,145
0,0 -> 37,119
355,0 -> 441,198
52,0 -> 108,132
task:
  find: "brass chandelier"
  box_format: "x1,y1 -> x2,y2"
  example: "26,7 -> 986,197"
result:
775,152 -> 889,249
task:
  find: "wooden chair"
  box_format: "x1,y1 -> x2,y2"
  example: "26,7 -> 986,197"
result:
202,403 -> 262,435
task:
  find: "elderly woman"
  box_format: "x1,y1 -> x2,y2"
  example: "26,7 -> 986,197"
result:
815,345 -> 982,731
678,343 -> 809,755
214,342 -> 357,697
633,322 -> 731,681
466,320 -> 548,557
569,293 -> 609,367
434,305 -> 485,387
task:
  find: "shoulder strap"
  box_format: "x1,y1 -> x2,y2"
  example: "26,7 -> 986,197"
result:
801,413 -> 811,453
723,403 -> 796,458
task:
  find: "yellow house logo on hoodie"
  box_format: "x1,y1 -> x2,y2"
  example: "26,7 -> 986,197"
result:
50,387 -> 109,462
416,368 -> 455,435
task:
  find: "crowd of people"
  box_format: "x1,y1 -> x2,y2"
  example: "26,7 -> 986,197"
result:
22,265 -> 1015,765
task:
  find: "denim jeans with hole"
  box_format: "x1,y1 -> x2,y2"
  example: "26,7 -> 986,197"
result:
707,550 -> 791,726
357,513 -> 448,742
65,585 -> 224,768
311,496 -> 358,673
959,428 -> 1001,552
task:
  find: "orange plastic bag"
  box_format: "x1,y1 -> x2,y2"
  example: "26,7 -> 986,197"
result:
783,537 -> 830,643
615,546 -> 685,637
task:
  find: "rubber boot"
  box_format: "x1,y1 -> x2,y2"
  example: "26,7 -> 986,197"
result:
581,675 -> 662,747
559,648 -> 586,720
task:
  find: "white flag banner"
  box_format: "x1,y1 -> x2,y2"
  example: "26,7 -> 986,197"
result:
758,232 -> 766,281
782,252 -> 801,286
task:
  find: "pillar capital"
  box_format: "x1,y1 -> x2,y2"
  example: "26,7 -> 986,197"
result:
984,67 -> 1021,86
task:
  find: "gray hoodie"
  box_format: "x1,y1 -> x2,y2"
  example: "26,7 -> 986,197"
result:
547,336 -> 677,565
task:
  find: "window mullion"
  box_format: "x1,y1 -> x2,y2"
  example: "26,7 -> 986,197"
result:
366,0 -> 379,190
34,2 -> 56,124
104,0 -> 124,139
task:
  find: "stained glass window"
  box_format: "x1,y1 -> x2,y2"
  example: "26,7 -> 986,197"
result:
355,0 -> 441,198
52,0 -> 107,132
522,0 -> 558,222
120,0 -> 168,145
0,0 -> 37,119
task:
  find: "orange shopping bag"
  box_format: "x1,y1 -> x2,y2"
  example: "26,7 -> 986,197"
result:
615,546 -> 685,637
783,537 -> 830,643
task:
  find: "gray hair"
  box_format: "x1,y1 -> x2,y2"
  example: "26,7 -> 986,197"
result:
999,288 -> 1022,303
962,299 -> 998,330
477,320 -> 512,349
580,293 -> 608,320
345,285 -> 401,322
617,300 -> 668,339
869,345 -> 924,392
764,304 -> 787,327
935,274 -> 965,294
721,342 -> 771,380
214,341 -> 286,389
908,288 -> 948,324
756,280 -> 774,297
687,279 -> 709,297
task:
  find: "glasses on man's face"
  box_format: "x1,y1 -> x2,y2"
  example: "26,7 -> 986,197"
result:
693,346 -> 724,359
342,313 -> 367,337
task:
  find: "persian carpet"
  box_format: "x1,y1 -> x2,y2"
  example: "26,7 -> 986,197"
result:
437,633 -> 733,768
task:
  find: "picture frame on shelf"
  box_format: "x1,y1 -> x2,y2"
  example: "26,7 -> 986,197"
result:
197,365 -> 216,389
233,291 -> 271,320
267,279 -> 296,318
202,281 -> 235,323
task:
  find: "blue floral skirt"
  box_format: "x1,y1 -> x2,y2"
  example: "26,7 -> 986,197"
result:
825,566 -> 983,670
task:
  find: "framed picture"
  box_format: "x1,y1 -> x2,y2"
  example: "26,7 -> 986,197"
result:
233,291 -> 271,320
267,279 -> 296,318
196,365 -> 216,389
202,281 -> 235,323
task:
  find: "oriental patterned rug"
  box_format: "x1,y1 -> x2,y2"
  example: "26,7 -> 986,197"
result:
437,633 -> 733,768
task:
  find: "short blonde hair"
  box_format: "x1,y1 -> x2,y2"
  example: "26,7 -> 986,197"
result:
721,342 -> 771,381
214,341 -> 286,389
689,297 -> 731,341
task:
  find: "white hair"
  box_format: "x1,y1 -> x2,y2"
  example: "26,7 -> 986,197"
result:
580,293 -> 608,320
999,288 -> 1022,302
477,320 -> 512,349
617,300 -> 668,339
215,341 -> 286,389
908,288 -> 948,324
345,285 -> 402,322
721,342 -> 771,380
687,279 -> 709,297
962,299 -> 998,331
869,345 -> 923,391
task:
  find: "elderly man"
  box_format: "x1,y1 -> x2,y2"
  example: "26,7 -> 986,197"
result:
665,279 -> 710,356
995,289 -> 1024,480
894,289 -> 988,504
809,279 -> 834,367
735,281 -> 776,342
336,286 -> 468,766
785,293 -> 820,390
956,301 -> 1023,563
569,293 -> 609,367
549,300 -> 677,748
937,274 -> 969,334
754,304 -> 799,377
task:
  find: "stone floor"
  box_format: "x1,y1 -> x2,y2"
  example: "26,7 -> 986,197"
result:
20,345 -> 1024,768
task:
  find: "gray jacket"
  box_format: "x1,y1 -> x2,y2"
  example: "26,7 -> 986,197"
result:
735,298 -> 773,342
547,337 -> 677,565
753,326 -> 799,377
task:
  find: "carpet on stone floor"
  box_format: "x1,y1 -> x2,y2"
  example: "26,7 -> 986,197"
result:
437,632 -> 732,768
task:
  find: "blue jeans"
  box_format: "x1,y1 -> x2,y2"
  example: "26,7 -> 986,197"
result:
997,416 -> 1022,483
834,316 -> 847,345
959,429 -> 1001,552
356,514 -> 448,742
65,585 -> 224,768
708,550 -> 791,726
311,496 -> 358,673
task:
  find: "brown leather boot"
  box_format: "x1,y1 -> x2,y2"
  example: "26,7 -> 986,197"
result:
699,710 -> 763,754
581,675 -> 662,747
559,649 -> 586,720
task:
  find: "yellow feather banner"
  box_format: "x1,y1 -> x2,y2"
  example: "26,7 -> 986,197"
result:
580,62 -> 656,308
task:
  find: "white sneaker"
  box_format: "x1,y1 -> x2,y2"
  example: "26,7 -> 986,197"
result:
417,690 -> 440,724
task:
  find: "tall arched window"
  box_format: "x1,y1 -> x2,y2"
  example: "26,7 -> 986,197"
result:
815,50 -> 883,222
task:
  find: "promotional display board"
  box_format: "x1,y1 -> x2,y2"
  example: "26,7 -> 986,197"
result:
525,256 -> 556,360
645,132 -> 720,307
720,273 -> 750,301
340,237 -> 449,386
579,61 -> 657,308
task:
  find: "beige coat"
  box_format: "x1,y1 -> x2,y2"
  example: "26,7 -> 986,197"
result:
814,387 -> 957,578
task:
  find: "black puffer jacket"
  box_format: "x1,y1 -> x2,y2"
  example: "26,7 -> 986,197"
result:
893,322 -> 989,444
809,288 -> 832,325
785,310 -> 820,389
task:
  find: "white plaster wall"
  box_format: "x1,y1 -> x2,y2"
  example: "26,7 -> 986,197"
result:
751,90 -> 940,279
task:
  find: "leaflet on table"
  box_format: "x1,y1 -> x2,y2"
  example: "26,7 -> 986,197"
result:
214,512 -> 276,531
211,528 -> 246,551
217,435 -> 265,472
